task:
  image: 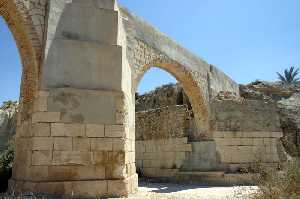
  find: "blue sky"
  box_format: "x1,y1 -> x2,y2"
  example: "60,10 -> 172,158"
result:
0,0 -> 300,103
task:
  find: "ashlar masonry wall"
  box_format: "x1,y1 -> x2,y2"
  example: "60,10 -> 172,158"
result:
136,105 -> 192,178
211,99 -> 285,172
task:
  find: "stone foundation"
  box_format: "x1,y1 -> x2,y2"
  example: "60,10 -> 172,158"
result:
214,131 -> 283,172
12,89 -> 138,197
10,174 -> 138,198
136,138 -> 192,178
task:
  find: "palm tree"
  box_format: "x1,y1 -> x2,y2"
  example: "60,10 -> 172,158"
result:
277,66 -> 299,85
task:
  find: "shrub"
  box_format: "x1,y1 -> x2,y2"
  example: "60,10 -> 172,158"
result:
0,140 -> 14,193
249,159 -> 300,199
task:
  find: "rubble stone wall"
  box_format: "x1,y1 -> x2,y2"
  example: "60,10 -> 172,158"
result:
136,84 -> 189,112
136,105 -> 192,140
135,105 -> 193,176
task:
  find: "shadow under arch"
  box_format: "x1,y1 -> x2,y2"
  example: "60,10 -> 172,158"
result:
0,0 -> 42,119
134,59 -> 210,140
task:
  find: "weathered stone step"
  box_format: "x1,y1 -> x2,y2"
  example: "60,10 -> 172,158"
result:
176,171 -> 255,186
178,171 -> 225,178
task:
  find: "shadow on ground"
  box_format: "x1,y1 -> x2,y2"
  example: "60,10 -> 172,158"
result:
139,180 -> 231,194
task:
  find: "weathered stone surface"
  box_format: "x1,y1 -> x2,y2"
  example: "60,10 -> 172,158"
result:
136,105 -> 193,140
5,0 -> 296,197
278,93 -> 300,157
211,99 -> 281,132
136,83 -> 190,111
47,88 -> 120,124
52,151 -> 91,166
43,40 -> 123,91
86,124 -> 105,137
51,123 -> 85,137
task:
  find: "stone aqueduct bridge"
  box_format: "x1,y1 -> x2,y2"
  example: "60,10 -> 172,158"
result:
0,0 -> 240,197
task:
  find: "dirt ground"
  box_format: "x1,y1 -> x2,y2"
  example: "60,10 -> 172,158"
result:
116,181 -> 258,199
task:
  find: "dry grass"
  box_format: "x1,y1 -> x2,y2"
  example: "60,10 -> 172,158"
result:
235,159 -> 300,199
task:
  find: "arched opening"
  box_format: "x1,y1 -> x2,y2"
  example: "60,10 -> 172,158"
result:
134,66 -> 201,179
134,60 -> 210,140
0,1 -> 40,192
0,0 -> 41,120
0,15 -> 21,193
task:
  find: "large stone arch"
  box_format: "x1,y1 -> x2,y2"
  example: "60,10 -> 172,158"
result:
0,0 -> 46,118
7,1 -> 242,198
134,57 -> 210,139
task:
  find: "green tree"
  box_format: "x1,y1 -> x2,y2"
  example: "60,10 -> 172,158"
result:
277,66 -> 299,85
0,100 -> 17,110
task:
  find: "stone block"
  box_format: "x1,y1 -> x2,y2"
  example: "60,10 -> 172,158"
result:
15,138 -> 32,151
112,138 -> 126,151
175,144 -> 192,152
32,123 -> 51,137
22,181 -> 73,197
251,131 -> 270,138
240,138 -> 253,145
92,151 -> 108,165
126,163 -> 136,176
57,4 -> 118,44
43,39 -> 123,92
143,168 -> 157,177
47,88 -> 119,124
158,152 -> 176,160
253,138 -> 264,146
136,160 -> 142,168
18,120 -> 33,138
32,151 -> 52,166
125,152 -> 135,164
33,96 -> 48,112
136,152 -> 144,160
73,0 -> 117,10
105,124 -> 125,138
37,91 -> 50,98
51,123 -> 85,137
72,181 -> 108,198
136,142 -> 145,153
269,132 -> 283,138
32,137 -> 53,151
142,160 -> 151,168
54,137 -> 72,151
48,165 -> 105,181
73,137 -> 90,151
176,152 -> 186,160
91,138 -> 113,151
32,112 -> 60,123
107,179 -> 130,197
156,169 -> 178,178
115,112 -> 125,124
263,138 -> 272,145
29,166 -> 49,181
86,124 -> 104,137
106,163 -> 127,179
52,151 -> 91,165
160,159 -> 176,169
109,151 -> 125,164
13,151 -> 31,180
213,131 -> 225,138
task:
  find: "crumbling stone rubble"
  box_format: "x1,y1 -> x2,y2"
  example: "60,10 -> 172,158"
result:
241,81 -> 300,157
